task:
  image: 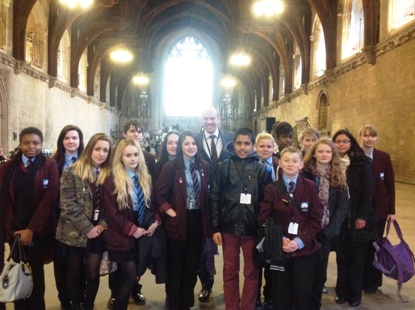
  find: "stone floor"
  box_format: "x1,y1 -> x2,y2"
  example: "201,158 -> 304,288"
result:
36,182 -> 415,309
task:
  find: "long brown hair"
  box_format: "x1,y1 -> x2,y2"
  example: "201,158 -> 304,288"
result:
303,138 -> 347,189
73,133 -> 112,185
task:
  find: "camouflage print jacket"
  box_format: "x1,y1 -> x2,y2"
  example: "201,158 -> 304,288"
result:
55,165 -> 107,247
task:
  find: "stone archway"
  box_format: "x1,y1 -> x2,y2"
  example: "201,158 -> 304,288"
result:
317,91 -> 329,133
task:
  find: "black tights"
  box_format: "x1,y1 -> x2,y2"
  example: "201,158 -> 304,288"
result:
84,252 -> 103,309
66,251 -> 103,310
112,261 -> 137,310
66,251 -> 84,309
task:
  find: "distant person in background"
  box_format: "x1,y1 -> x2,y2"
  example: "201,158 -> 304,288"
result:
359,125 -> 396,295
0,146 -> 7,164
298,127 -> 320,156
196,106 -> 234,303
0,127 -> 60,309
51,125 -> 85,310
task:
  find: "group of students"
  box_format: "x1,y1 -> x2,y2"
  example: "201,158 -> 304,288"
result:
0,110 -> 394,310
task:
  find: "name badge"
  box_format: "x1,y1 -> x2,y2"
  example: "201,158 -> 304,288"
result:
43,179 -> 49,189
94,209 -> 99,221
240,193 -> 251,204
301,202 -> 309,212
380,172 -> 385,180
288,222 -> 299,235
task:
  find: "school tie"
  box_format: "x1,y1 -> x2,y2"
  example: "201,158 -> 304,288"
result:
26,159 -> 32,168
189,162 -> 201,208
209,135 -> 218,165
71,157 -> 77,164
262,160 -> 275,181
289,181 -> 295,194
133,175 -> 146,225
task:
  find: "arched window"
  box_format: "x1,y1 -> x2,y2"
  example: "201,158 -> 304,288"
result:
341,0 -> 364,60
164,36 -> 213,117
318,92 -> 328,131
279,63 -> 285,97
25,1 -> 47,70
311,15 -> 326,79
0,2 -> 8,49
293,42 -> 302,89
389,0 -> 415,31
57,31 -> 70,82
78,49 -> 88,91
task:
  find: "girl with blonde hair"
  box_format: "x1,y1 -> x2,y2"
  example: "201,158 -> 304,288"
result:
56,133 -> 112,310
302,138 -> 349,309
104,139 -> 160,309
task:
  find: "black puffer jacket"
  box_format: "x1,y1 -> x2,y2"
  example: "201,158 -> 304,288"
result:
209,150 -> 272,237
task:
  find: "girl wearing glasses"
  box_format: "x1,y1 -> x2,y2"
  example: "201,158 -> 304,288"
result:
332,130 -> 375,307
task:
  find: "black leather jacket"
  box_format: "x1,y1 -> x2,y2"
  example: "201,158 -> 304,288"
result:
210,152 -> 272,237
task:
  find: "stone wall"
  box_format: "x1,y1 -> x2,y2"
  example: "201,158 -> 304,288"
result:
257,27 -> 415,184
0,61 -> 120,155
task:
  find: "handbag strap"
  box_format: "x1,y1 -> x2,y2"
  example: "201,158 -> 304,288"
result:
6,235 -> 28,263
385,219 -> 404,242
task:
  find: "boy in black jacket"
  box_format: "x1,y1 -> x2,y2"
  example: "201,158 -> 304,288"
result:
210,128 -> 273,310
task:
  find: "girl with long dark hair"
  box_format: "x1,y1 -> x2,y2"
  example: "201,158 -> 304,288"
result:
332,129 -> 375,307
155,130 -> 210,310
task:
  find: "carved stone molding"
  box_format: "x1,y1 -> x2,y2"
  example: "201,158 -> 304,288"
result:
49,77 -> 56,88
362,46 -> 376,65
70,88 -> 79,98
14,61 -> 25,74
376,24 -> 415,56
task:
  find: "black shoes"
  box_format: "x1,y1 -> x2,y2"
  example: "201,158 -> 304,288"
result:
255,298 -> 263,310
335,296 -> 347,304
132,289 -> 146,305
365,287 -> 378,295
198,288 -> 212,303
349,299 -> 361,307
106,297 -> 115,310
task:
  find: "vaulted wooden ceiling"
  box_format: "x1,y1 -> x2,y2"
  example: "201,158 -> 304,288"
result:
13,0 -> 359,104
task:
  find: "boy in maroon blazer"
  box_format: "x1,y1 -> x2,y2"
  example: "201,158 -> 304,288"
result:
259,146 -> 322,309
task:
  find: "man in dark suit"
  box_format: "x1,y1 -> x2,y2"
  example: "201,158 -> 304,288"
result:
107,120 -> 156,309
196,106 -> 234,302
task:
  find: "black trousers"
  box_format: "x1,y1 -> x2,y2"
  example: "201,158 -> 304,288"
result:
166,210 -> 203,310
310,232 -> 331,310
13,238 -> 47,310
271,252 -> 318,310
364,218 -> 387,290
335,224 -> 368,302
53,238 -> 71,308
